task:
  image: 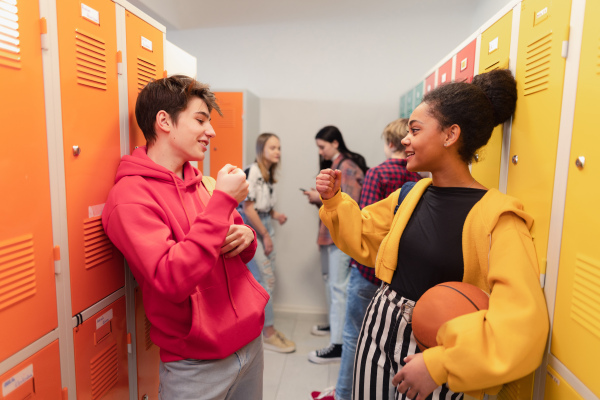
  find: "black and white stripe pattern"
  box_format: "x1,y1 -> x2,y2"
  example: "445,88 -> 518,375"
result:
353,285 -> 463,400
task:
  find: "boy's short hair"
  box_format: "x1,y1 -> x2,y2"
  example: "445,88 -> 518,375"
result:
135,75 -> 222,146
381,118 -> 409,151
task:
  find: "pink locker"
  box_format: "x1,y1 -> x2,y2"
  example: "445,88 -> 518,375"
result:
454,39 -> 477,83
436,59 -> 453,87
425,72 -> 435,94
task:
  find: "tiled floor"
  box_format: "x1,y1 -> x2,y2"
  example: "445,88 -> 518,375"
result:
263,311 -> 340,400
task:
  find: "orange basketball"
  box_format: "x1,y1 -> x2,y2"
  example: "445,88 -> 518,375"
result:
412,282 -> 489,351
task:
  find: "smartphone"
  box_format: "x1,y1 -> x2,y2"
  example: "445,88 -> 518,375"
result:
299,188 -> 307,192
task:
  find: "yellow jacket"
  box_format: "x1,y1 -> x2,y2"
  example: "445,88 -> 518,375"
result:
319,178 -> 549,398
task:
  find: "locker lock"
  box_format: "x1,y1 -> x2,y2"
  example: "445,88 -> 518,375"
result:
511,155 -> 518,165
72,146 -> 81,156
142,395 -> 149,400
575,156 -> 585,169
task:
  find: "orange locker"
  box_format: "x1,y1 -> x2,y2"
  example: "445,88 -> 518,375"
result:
425,72 -> 435,94
436,58 -> 453,87
125,10 -> 164,152
134,287 -> 160,399
0,341 -> 61,399
0,0 -> 58,361
73,296 -> 129,399
454,39 -> 477,83
210,92 -> 245,174
55,0 -> 125,315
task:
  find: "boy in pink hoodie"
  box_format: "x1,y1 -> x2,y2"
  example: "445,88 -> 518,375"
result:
102,75 -> 269,399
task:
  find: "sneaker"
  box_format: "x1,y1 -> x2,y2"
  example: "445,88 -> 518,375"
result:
310,386 -> 336,400
264,330 -> 296,353
308,343 -> 342,364
311,324 -> 330,336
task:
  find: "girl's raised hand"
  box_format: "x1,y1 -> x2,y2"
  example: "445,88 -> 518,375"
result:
316,169 -> 341,200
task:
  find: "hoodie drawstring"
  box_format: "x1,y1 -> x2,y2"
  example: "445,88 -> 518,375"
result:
172,174 -> 194,229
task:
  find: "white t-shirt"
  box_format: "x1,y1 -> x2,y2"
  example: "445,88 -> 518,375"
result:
246,163 -> 276,213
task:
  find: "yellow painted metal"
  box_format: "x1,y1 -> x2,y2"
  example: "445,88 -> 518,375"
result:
471,11 -> 512,190
544,366 -> 585,400
507,0 -> 571,277
550,0 -> 600,396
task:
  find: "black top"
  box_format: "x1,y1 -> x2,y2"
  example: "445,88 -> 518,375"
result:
389,186 -> 487,301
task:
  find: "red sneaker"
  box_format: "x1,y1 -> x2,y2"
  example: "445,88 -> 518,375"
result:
310,386 -> 336,400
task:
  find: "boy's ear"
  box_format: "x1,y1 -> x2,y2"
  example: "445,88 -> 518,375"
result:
155,110 -> 172,133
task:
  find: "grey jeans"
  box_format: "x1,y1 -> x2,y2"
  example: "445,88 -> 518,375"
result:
158,335 -> 264,400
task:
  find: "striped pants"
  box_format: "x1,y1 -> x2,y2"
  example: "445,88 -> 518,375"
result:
353,285 -> 463,400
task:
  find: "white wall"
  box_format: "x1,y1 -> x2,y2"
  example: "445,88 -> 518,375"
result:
168,0 -> 513,313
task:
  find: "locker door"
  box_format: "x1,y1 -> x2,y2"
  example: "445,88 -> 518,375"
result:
471,11 -> 513,190
550,0 -> 600,395
400,94 -> 406,118
0,341 -> 61,399
73,296 -> 129,399
0,0 -> 58,361
507,0 -> 571,277
544,366 -> 585,400
425,72 -> 435,94
436,59 -> 453,87
56,0 -> 124,315
413,81 -> 424,108
134,287 -> 159,400
455,39 -> 476,83
405,88 -> 414,117
125,11 -> 164,153
210,92 -> 244,174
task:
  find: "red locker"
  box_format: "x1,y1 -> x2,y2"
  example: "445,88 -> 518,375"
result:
425,72 -> 435,94
0,341 -> 62,399
73,296 -> 129,399
55,0 -> 125,315
454,39 -> 477,83
436,58 -> 453,87
0,0 -> 58,361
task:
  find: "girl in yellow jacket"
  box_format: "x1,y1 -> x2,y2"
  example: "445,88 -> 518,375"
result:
316,69 -> 549,400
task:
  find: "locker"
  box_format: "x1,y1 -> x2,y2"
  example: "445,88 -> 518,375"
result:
413,81 -> 424,108
507,0 -> 571,277
436,58 -> 453,87
455,39 -> 476,83
544,366 -> 585,400
425,72 -> 435,94
73,296 -> 129,399
125,10 -> 164,153
0,0 -> 58,361
210,92 -> 245,174
400,94 -> 406,119
550,0 -> 600,395
134,287 -> 159,400
0,341 -> 61,399
55,0 -> 125,315
405,88 -> 414,118
471,10 -> 513,190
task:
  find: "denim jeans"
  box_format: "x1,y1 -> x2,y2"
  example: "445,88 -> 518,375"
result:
319,244 -> 351,344
335,267 -> 378,400
158,335 -> 263,400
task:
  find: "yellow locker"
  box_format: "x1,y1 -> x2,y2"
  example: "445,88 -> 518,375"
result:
544,366 -> 585,400
507,0 -> 571,277
550,0 -> 600,395
471,10 -> 512,190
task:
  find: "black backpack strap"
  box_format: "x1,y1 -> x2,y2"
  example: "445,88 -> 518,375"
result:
394,181 -> 417,215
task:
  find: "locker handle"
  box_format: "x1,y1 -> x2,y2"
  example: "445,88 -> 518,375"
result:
575,156 -> 585,169
73,146 -> 81,156
511,155 -> 518,165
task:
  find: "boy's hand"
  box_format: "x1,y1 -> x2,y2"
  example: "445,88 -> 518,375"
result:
215,164 -> 249,203
303,189 -> 322,206
316,169 -> 341,200
221,225 -> 254,258
391,353 -> 438,400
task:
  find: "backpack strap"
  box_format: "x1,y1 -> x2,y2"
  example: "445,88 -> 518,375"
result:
394,181 -> 417,215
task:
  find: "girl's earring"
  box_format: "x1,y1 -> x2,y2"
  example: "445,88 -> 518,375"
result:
444,143 -> 448,147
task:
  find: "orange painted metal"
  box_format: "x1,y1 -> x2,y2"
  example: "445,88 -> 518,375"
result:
134,287 -> 160,399
210,92 -> 244,174
0,0 -> 58,362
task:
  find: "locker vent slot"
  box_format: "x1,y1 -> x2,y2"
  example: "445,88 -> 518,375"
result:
570,254 -> 600,338
90,342 -> 119,400
497,380 -> 519,400
144,314 -> 153,350
523,32 -> 552,96
212,107 -> 236,129
83,216 -> 113,269
0,0 -> 21,69
75,29 -> 107,90
0,234 -> 36,311
497,373 -> 533,400
137,56 -> 156,92
484,60 -> 500,72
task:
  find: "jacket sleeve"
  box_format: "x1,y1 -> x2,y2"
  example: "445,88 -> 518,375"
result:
423,213 -> 549,392
232,208 -> 258,264
319,189 -> 398,267
104,190 -> 241,303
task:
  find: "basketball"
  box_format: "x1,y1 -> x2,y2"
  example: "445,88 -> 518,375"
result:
412,282 -> 489,351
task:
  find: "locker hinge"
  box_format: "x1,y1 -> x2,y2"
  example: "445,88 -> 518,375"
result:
40,17 -> 49,50
75,313 -> 84,327
127,333 -> 132,354
117,50 -> 123,75
540,273 -> 546,288
561,26 -> 570,58
62,387 -> 68,400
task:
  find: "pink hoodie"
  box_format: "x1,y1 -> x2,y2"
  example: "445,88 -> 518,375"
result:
102,147 -> 268,362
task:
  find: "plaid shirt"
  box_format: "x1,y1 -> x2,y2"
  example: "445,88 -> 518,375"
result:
318,155 -> 364,245
351,158 -> 422,285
